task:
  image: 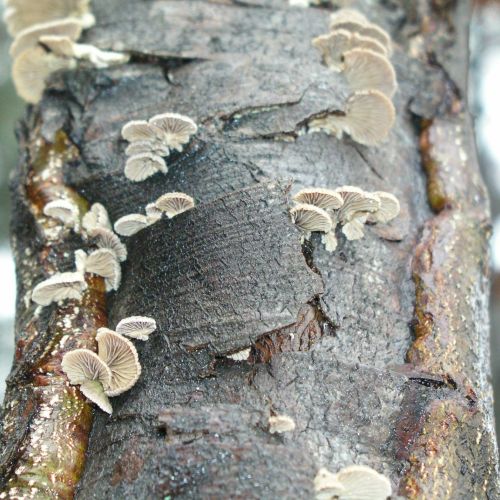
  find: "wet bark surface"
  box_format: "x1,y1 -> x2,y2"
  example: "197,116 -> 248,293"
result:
1,0 -> 499,498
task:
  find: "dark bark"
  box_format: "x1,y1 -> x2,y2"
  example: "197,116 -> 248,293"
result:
1,0 -> 499,498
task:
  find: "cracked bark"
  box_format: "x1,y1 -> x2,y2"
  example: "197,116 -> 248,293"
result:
0,0 -> 499,498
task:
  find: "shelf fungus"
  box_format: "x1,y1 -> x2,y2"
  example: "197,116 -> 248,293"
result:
314,465 -> 392,500
31,271 -> 87,306
80,248 -> 122,292
148,113 -> 198,152
96,328 -> 142,397
3,0 -> 95,37
43,198 -> 79,226
114,213 -> 150,237
268,415 -> 296,434
82,202 -> 112,233
289,203 -> 333,237
61,349 -> 113,414
88,226 -> 128,263
155,192 -> 195,219
124,152 -> 168,182
292,188 -> 343,211
145,202 -> 163,223
116,316 -> 157,341
366,191 -> 400,223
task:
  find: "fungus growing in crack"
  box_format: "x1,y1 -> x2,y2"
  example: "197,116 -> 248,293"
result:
96,328 -> 141,396
12,45 -> 76,103
124,152 -> 168,182
89,227 -> 127,262
115,316 -> 157,341
39,35 -> 130,68
366,191 -> 400,223
82,202 -> 112,232
9,17 -> 83,58
42,199 -> 79,226
312,30 -> 387,71
114,214 -> 150,237
61,348 -> 113,414
292,188 -> 343,211
341,48 -> 397,98
225,347 -> 251,361
268,415 -> 296,434
145,202 -> 163,224
3,0 -> 94,36
289,203 -> 333,237
148,112 -> 198,152
309,90 -> 395,146
314,465 -> 392,500
84,248 -> 121,292
31,271 -> 87,306
125,140 -> 169,157
155,192 -> 195,218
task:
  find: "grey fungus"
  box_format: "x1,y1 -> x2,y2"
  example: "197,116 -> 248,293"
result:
124,152 -> 167,182
114,214 -> 150,237
148,112 -> 198,152
155,192 -> 195,218
321,231 -> 339,253
292,188 -> 343,211
341,215 -> 368,241
314,465 -> 392,500
43,199 -> 79,226
145,202 -> 163,223
116,316 -> 157,341
121,120 -> 160,143
96,328 -> 142,396
289,203 -> 333,234
366,192 -> 400,223
335,186 -> 381,224
79,380 -> 113,415
268,414 -> 296,434
31,271 -> 87,306
125,140 -> 169,157
89,226 -> 128,262
84,248 -> 121,292
82,202 -> 112,233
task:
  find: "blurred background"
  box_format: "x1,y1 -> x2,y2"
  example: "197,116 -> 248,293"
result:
0,2 -> 500,440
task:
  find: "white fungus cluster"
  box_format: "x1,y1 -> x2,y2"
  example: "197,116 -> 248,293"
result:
5,0 -> 129,103
290,186 -> 400,252
310,9 -> 397,146
121,113 -> 198,182
61,316 -> 157,414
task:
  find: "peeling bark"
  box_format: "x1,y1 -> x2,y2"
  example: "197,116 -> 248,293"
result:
1,0 -> 499,499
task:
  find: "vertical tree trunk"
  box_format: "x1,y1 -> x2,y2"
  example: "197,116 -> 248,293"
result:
1,0 -> 498,498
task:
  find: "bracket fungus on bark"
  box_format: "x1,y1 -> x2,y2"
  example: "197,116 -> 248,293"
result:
268,415 -> 296,434
148,113 -> 198,152
82,202 -> 112,232
88,226 -> 127,262
124,152 -> 168,182
289,203 -> 333,236
292,188 -> 344,211
155,192 -> 195,218
115,316 -> 157,341
31,271 -> 87,306
42,198 -> 79,227
314,465 -> 392,500
82,248 -> 122,292
114,213 -> 150,237
61,349 -> 113,414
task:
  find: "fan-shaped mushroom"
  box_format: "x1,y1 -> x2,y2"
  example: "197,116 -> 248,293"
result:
292,188 -> 343,210
43,199 -> 79,226
32,271 -> 87,306
148,112 -> 198,152
155,192 -> 195,218
124,153 -> 167,182
289,203 -> 333,234
89,227 -> 127,262
114,214 -> 150,237
115,316 -> 157,341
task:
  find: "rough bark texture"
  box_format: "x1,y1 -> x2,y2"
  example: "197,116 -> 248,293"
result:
1,0 -> 499,499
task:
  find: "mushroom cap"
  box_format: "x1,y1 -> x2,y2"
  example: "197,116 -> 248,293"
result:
341,216 -> 367,241
82,202 -> 112,232
289,203 -> 333,234
85,248 -> 121,291
89,227 -> 127,262
121,120 -> 161,143
32,271 -> 87,306
12,46 -> 76,104
321,231 -> 338,253
43,199 -> 79,226
74,249 -> 88,274
114,214 -> 150,237
10,17 -> 83,58
329,8 -> 369,27
145,202 -> 163,223
335,465 -> 392,499
80,380 -> 113,414
367,192 -> 400,223
61,348 -> 112,386
268,415 -> 296,434
359,23 -> 392,55
335,186 -> 380,223
124,153 -> 168,182
96,328 -> 141,396
115,316 -> 157,341
292,188 -> 343,210
341,48 -> 397,98
148,112 -> 198,152
226,347 -> 251,361
155,192 -> 195,218
340,90 -> 396,146
314,468 -> 346,499
125,140 -> 169,157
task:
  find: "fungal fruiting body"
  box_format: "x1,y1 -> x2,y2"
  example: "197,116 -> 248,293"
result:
83,248 -> 122,291
121,113 -> 197,182
314,465 -> 392,500
82,202 -> 112,232
155,192 -> 195,218
114,214 -> 150,237
43,198 -> 79,227
31,271 -> 87,306
226,347 -> 251,361
89,227 -> 128,262
115,316 -> 157,341
290,203 -> 333,236
268,415 -> 296,434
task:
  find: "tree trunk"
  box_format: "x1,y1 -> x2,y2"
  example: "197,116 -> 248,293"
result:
1,0 -> 499,498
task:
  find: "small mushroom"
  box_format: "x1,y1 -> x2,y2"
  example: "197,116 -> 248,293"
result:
341,48 -> 396,98
292,188 -> 343,211
125,140 -> 169,157
155,192 -> 195,218
96,328 -> 141,396
145,202 -> 163,223
329,8 -> 369,29
114,214 -> 150,237
43,199 -> 79,226
115,316 -> 157,341
121,120 -> 161,143
61,348 -> 112,414
31,271 -> 87,306
366,192 -> 400,223
88,227 -> 127,262
74,249 -> 88,274
226,347 -> 251,361
335,186 -> 380,224
321,231 -> 339,253
12,45 -> 76,103
82,202 -> 112,232
124,153 -> 167,182
268,415 -> 296,434
314,465 -> 392,500
341,214 -> 368,241
84,248 -> 121,291
148,112 -> 198,152
289,203 -> 333,235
